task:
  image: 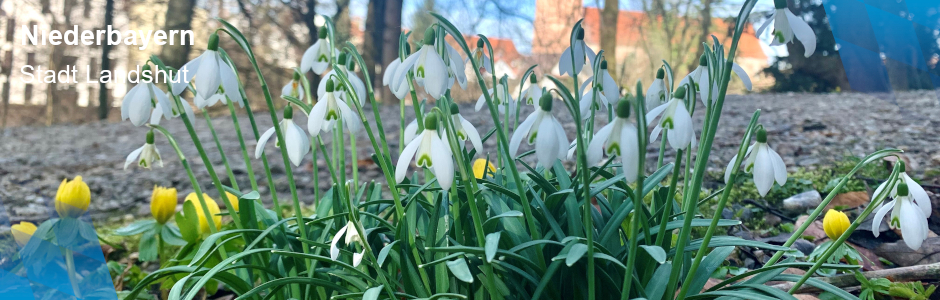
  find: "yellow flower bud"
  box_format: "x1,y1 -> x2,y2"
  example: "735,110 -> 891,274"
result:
225,192 -> 239,212
184,193 -> 221,234
472,158 -> 496,179
150,186 -> 178,224
11,222 -> 37,247
55,176 -> 91,218
823,209 -> 851,241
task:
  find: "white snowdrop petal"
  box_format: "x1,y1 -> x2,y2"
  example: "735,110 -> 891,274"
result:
383,59 -> 400,86
645,103 -> 669,126
430,136 -> 454,190
330,223 -> 348,260
509,112 -> 538,157
352,252 -> 365,267
255,127 -> 277,159
534,117 -> 558,167
284,120 -> 309,166
423,51 -> 449,99
903,174 -> 931,216
300,42 -> 320,74
768,146 -> 788,185
752,145 -> 776,197
621,125 -> 640,183
871,200 -> 895,237
129,92 -> 153,127
219,59 -> 244,107
307,101 -> 329,136
553,119 -> 568,161
460,116 -> 484,153
338,100 -> 361,133
756,11 -> 775,38
393,51 -> 421,89
786,9 -> 817,57
396,138 -> 422,183
667,101 -> 693,150
124,146 -> 144,170
173,55 -> 202,95
194,51 -> 221,101
899,200 -> 927,250
731,63 -> 753,91
403,119 -> 419,147
587,123 -> 614,166
558,47 -> 573,76
724,153 -> 740,183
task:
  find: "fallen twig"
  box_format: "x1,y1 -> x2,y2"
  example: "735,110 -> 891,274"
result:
772,262 -> 940,293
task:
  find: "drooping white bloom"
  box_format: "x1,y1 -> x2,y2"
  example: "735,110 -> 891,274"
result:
646,68 -> 667,111
396,113 -> 455,190
392,28 -> 449,100
255,105 -> 310,167
300,28 -> 338,75
871,165 -> 931,227
330,221 -> 366,267
679,55 -> 752,108
383,57 -> 412,100
519,75 -> 543,106
402,105 -> 483,154
509,93 -> 569,167
578,60 -> 618,117
308,79 -> 362,137
467,45 -> 493,74
171,34 -> 244,109
756,0 -> 817,57
149,93 -> 195,126
475,78 -> 515,114
444,42 -> 468,90
646,86 -> 695,150
122,65 -> 173,127
587,100 -> 640,183
281,73 -> 305,102
125,131 -> 163,169
723,127 -> 787,197
317,53 -> 367,106
872,183 -> 930,250
558,28 -> 596,76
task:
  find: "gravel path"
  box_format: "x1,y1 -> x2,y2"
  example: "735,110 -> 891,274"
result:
2,90 -> 939,224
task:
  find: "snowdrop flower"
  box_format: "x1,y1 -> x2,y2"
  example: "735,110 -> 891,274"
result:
757,0 -> 817,57
444,42 -> 468,90
509,93 -> 569,167
171,33 -> 244,109
559,28 -> 596,76
383,45 -> 412,100
723,127 -> 787,197
519,74 -> 543,106
149,93 -> 195,125
448,104 -> 483,152
122,65 -> 173,127
392,27 -> 449,100
317,53 -> 367,106
587,100 -> 640,183
647,86 -> 694,150
475,77 -> 515,114
255,105 -> 310,167
308,79 -> 361,138
871,163 -> 931,226
300,27 -> 338,75
396,113 -> 455,190
646,68 -> 667,111
281,72 -> 305,102
467,39 -> 493,74
679,55 -> 752,108
125,130 -> 163,170
578,61 -> 619,117
331,221 -> 366,267
873,183 -> 929,249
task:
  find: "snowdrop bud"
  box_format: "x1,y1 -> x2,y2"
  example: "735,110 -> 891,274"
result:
424,112 -> 440,130
698,55 -> 707,66
600,60 -> 608,70
756,127 -> 767,143
208,33 -> 219,51
539,92 -> 553,111
673,86 -> 687,98
616,99 -> 631,119
576,28 -> 584,40
146,130 -> 155,144
284,104 -> 294,119
529,74 -> 537,84
450,103 -> 460,115
326,79 -> 335,92
423,27 -> 436,45
898,183 -> 909,197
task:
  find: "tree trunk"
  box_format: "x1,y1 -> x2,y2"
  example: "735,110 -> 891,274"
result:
97,0 -> 115,120
381,0 -> 403,102
600,0 -> 619,81
303,0 -> 320,101
1,17 -> 14,130
364,0 -> 385,100
690,0 -> 713,71
160,0 -> 196,68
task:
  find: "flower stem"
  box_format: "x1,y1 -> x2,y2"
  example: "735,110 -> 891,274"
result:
202,111 -> 240,191
227,101 -> 259,192
63,248 -> 82,299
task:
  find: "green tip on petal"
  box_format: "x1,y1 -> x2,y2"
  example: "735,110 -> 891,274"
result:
326,79 -> 335,92
284,105 -> 294,119
539,93 -> 553,111
897,183 -> 909,196
146,130 -> 155,144
207,33 -> 219,51
576,28 -> 584,40
317,27 -> 327,39
529,73 -> 537,84
424,112 -> 440,130
673,86 -> 687,98
656,67 -> 665,79
600,60 -> 608,70
476,38 -> 485,48
616,99 -> 631,119
699,55 -> 708,66
450,103 -> 460,115
756,126 -> 767,143
423,27 -> 436,45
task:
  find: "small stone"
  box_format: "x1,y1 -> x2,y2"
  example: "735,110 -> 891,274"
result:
782,190 -> 822,216
792,239 -> 815,255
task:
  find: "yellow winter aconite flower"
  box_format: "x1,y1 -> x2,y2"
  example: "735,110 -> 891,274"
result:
823,209 -> 851,241
185,193 -> 221,234
55,176 -> 91,218
472,158 -> 496,179
150,186 -> 178,224
225,192 -> 239,212
11,222 -> 37,247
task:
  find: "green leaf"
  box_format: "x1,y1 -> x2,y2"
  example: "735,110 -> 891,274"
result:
176,200 -> 199,243
685,246 -> 735,296
138,229 -> 159,262
485,232 -> 501,263
640,245 -> 667,264
116,220 -> 157,236
446,258 -> 474,283
565,243 -> 588,267
772,274 -> 860,300
160,225 -> 187,246
378,240 -> 398,267
483,211 -> 523,231
645,263 -> 672,300
363,285 -> 383,300
55,218 -> 79,246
